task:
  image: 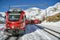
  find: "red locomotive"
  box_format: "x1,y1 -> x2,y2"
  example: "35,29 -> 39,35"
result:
4,8 -> 26,35
31,19 -> 41,24
4,8 -> 41,36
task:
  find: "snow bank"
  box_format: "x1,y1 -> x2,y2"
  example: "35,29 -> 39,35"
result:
40,21 -> 60,27
0,12 -> 5,22
0,24 -> 5,28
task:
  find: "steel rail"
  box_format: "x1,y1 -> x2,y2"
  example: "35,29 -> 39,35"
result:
34,25 -> 60,39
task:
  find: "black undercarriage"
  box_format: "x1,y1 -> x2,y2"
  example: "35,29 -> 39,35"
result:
4,29 -> 25,36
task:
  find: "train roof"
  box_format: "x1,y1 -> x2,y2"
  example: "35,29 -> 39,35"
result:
7,8 -> 23,13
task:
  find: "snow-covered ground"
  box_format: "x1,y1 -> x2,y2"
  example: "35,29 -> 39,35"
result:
21,29 -> 52,40
0,24 -> 8,40
0,24 -> 5,28
36,21 -> 60,40
0,24 -> 59,40
36,21 -> 60,32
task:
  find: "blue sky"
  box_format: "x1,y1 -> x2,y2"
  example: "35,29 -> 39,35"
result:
0,0 -> 60,12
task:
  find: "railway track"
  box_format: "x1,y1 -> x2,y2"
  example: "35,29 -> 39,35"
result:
35,25 -> 60,39
5,35 -> 22,40
5,35 -> 12,40
4,24 -> 60,40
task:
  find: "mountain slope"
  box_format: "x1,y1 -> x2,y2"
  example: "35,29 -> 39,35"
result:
0,12 -> 5,23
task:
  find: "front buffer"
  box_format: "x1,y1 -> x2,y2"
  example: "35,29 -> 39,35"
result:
4,29 -> 25,36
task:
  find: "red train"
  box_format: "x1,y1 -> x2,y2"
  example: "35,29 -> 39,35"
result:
4,8 -> 41,36
4,9 -> 26,35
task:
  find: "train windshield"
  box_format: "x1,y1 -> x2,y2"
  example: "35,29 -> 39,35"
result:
8,13 -> 20,21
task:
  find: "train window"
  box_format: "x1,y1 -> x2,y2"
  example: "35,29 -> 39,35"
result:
22,15 -> 26,22
8,13 -> 20,21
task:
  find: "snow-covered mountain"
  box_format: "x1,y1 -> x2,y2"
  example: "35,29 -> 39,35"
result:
0,12 -> 5,23
0,2 -> 60,22
25,7 -> 45,21
46,2 -> 60,16
25,2 -> 60,21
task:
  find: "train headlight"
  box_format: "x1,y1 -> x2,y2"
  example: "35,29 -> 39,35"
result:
12,25 -> 14,28
20,23 -> 25,28
8,27 -> 10,29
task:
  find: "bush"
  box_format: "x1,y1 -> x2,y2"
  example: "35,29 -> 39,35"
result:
46,13 -> 60,22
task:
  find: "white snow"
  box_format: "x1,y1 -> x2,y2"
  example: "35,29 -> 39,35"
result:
25,7 -> 44,21
0,24 -> 5,28
0,17 -> 5,22
21,29 -> 52,40
0,12 -> 5,22
36,21 -> 60,32
40,21 -> 60,27
0,12 -> 5,17
46,2 -> 60,16
0,24 -> 53,40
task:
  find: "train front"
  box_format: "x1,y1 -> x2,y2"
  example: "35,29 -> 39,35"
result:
4,9 -> 26,36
